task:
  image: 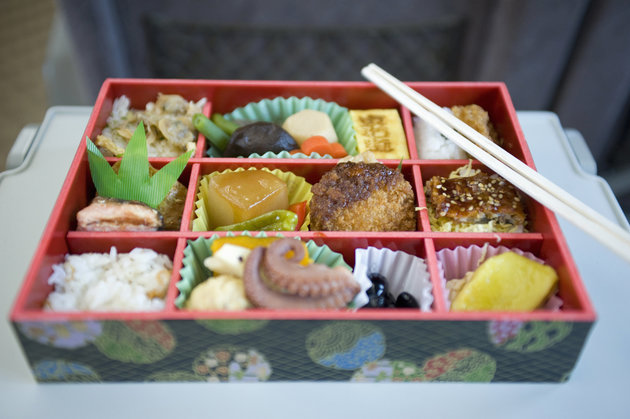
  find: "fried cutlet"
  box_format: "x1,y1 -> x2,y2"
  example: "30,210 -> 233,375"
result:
310,162 -> 416,231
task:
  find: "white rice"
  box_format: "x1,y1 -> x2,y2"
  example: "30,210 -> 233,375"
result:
45,247 -> 173,312
413,111 -> 467,159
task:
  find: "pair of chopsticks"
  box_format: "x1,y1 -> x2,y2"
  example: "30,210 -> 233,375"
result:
361,63 -> 630,264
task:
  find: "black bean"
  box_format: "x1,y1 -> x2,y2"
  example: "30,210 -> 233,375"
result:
364,272 -> 390,308
395,292 -> 420,308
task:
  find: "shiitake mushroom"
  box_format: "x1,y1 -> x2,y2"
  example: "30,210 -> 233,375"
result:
223,122 -> 298,157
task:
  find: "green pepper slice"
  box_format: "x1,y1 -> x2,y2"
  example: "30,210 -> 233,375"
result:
215,209 -> 298,232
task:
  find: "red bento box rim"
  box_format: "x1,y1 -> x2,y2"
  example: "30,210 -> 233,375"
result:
12,306 -> 595,323
9,78 -> 596,324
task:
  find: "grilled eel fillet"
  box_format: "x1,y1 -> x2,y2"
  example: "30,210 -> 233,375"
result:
425,172 -> 526,229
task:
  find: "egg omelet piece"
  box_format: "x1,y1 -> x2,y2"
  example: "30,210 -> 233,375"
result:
450,252 -> 558,311
350,109 -> 409,160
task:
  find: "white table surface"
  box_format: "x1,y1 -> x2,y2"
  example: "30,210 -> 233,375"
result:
1,107 -> 629,419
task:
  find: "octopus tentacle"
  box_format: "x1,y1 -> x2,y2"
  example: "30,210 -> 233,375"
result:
261,239 -> 356,298
242,240 -> 360,309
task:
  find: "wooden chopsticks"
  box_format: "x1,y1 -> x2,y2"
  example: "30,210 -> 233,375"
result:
361,63 -> 630,263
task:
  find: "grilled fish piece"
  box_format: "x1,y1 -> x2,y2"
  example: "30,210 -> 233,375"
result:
110,161 -> 186,230
425,171 -> 526,231
76,196 -> 163,231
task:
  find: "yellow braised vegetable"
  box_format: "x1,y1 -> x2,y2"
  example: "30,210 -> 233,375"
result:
282,109 -> 338,146
205,170 -> 289,230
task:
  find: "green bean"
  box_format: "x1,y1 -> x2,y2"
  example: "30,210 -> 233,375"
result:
211,113 -> 239,135
193,113 -> 229,152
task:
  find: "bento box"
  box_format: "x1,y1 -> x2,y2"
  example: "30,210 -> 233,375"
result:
9,79 -> 595,383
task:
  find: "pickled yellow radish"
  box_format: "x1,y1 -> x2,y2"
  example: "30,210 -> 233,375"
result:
450,252 -> 558,311
206,170 -> 288,230
282,109 -> 338,146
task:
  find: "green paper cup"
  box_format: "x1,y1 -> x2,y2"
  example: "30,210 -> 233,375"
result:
176,232 -> 352,309
223,96 -> 358,158
192,167 -> 312,232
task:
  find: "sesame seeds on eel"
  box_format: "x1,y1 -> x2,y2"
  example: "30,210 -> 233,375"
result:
425,163 -> 527,233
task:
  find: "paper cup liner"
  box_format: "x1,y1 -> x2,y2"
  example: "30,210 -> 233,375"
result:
176,232 -> 366,309
353,247 -> 434,311
192,167 -> 312,232
436,244 -> 563,311
223,96 -> 358,158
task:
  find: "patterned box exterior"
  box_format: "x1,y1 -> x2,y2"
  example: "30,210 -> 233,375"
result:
9,79 -> 596,384
13,318 -> 592,383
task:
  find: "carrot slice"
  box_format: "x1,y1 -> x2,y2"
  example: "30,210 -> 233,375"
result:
328,142 -> 348,158
298,136 -> 348,158
300,136 -> 330,155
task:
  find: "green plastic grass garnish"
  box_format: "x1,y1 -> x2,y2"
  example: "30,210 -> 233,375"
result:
86,122 -> 192,209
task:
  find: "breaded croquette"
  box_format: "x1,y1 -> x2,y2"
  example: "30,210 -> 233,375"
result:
309,162 -> 416,231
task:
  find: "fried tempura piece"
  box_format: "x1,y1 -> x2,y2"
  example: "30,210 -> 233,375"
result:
451,104 -> 502,145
